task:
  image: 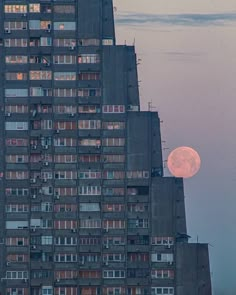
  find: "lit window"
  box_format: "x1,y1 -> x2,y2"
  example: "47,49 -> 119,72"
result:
29,4 -> 40,13
4,5 -> 27,13
54,22 -> 75,30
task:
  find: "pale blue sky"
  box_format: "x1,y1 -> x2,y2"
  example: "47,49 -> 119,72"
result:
114,1 -> 236,294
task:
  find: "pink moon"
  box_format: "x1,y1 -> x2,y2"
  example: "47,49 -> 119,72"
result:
167,146 -> 201,178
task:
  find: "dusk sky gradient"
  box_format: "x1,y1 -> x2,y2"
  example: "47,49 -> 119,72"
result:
114,1 -> 236,294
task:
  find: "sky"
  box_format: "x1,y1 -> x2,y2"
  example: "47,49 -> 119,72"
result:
114,1 -> 236,294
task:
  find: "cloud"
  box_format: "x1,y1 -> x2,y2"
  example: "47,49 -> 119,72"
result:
115,12 -> 236,27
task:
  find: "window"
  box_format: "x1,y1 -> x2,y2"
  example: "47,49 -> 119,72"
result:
127,269 -> 149,278
103,187 -> 125,196
151,288 -> 174,295
30,71 -> 52,80
80,203 -> 100,212
127,235 -> 149,245
54,5 -> 75,14
103,220 -> 125,229
5,56 -> 27,64
5,188 -> 28,196
40,37 -> 52,46
54,121 -> 77,130
103,253 -> 125,262
151,253 -> 174,263
79,171 -> 101,179
5,73 -> 27,81
4,21 -> 27,30
103,204 -> 124,212
128,203 -> 148,212
79,186 -> 101,196
6,271 -> 28,279
79,254 -> 100,264
78,105 -> 100,113
78,88 -> 101,97
54,155 -> 77,163
54,88 -> 76,97
79,138 -> 101,147
79,236 -> 100,246
54,72 -> 76,80
103,39 -> 114,46
78,72 -> 100,80
103,155 -> 125,163
53,55 -> 76,64
6,237 -> 28,246
54,138 -> 76,147
54,237 -> 77,246
103,236 -> 125,246
5,89 -> 28,97
54,187 -> 77,197
102,138 -> 125,147
152,237 -> 174,246
151,270 -> 174,279
4,5 -> 27,13
102,122 -> 125,130
55,254 -> 77,263
78,120 -> 101,129
4,39 -> 27,47
103,105 -> 125,113
54,270 -> 77,279
127,186 -> 149,195
30,87 -> 52,97
29,4 -> 40,12
42,287 -> 53,295
54,22 -> 76,30
6,171 -> 29,180
53,105 -> 76,114
6,204 -> 28,213
54,287 -> 77,295
79,271 -> 100,279
54,39 -> 76,47
54,204 -> 77,213
127,253 -> 149,262
54,220 -> 77,230
127,171 -> 149,179
6,221 -> 28,229
128,219 -> 149,229
103,270 -> 125,279
103,171 -> 125,180
41,236 -> 53,245
79,39 -> 100,46
54,171 -> 77,180
79,155 -> 101,163
80,219 -> 101,229
78,54 -> 100,64
6,155 -> 28,163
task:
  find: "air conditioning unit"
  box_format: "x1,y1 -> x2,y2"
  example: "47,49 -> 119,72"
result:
4,28 -> 11,34
43,179 -> 48,183
166,245 -> 171,249
168,261 -> 173,265
22,13 -> 27,17
56,129 -> 60,134
71,229 -> 76,233
5,112 -> 11,117
56,278 -> 60,283
31,145 -> 37,150
30,178 -> 36,183
43,162 -> 49,166
31,245 -> 37,250
70,46 -> 75,50
23,278 -> 28,283
32,195 -> 37,199
104,261 -> 109,266
55,195 -> 60,200
46,62 -> 50,67
31,228 -> 36,232
6,261 -> 10,266
43,145 -> 48,150
69,113 -> 75,117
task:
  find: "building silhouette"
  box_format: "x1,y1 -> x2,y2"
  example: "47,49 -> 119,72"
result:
0,0 -> 212,294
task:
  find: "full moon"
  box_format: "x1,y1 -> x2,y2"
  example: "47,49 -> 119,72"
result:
167,146 -> 201,178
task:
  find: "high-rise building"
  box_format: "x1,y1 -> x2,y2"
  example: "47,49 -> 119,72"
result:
0,1 -> 212,295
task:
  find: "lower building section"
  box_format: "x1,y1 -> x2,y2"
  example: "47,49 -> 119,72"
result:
176,243 -> 212,295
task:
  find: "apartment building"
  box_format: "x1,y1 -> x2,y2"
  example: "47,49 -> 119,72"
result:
0,1 -> 212,295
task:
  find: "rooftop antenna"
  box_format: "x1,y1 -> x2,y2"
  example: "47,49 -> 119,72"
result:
148,101 -> 156,111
